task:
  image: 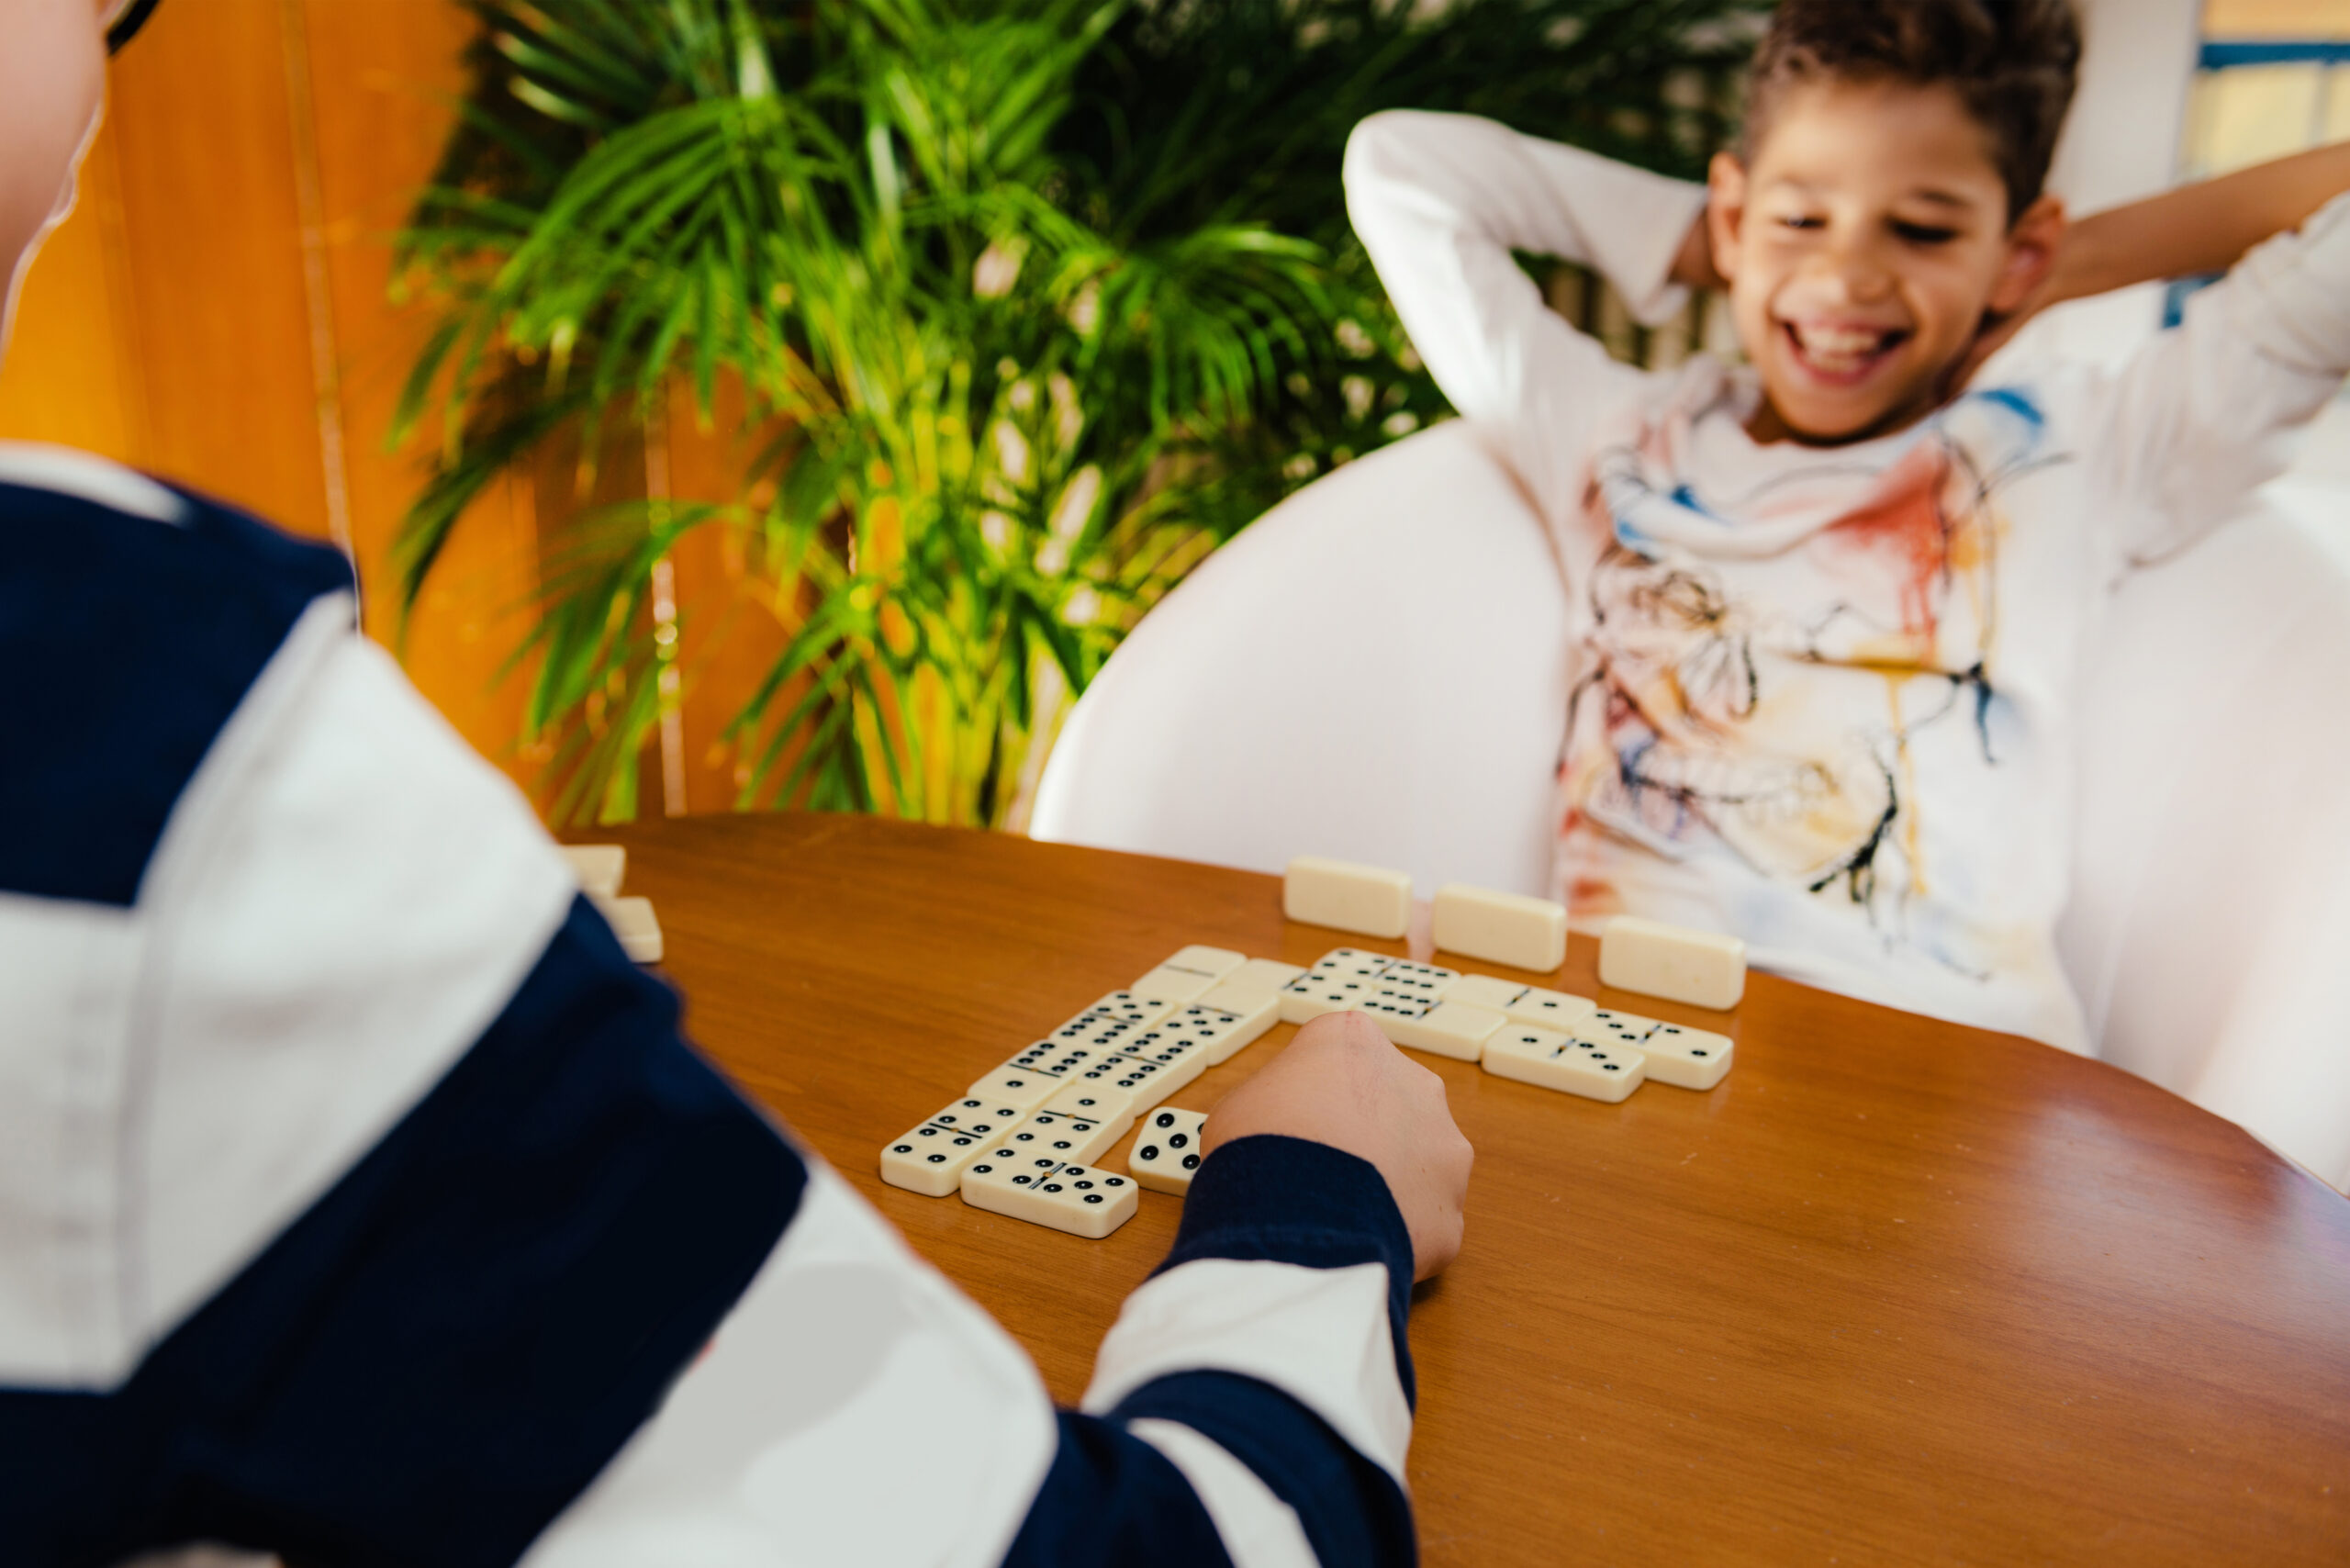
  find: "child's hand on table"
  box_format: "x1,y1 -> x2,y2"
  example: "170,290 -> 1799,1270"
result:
1203,1011 -> 1475,1282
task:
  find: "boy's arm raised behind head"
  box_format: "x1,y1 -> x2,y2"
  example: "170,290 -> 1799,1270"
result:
2063,140 -> 2350,306
1955,140 -> 2350,386
1344,111 -> 1707,526
2083,174 -> 2350,566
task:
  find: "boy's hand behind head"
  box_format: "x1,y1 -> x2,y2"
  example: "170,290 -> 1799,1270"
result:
1708,0 -> 2079,447
1203,1011 -> 1474,1282
1,0 -> 111,363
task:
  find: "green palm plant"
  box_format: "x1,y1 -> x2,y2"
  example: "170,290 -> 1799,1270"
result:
393,0 -> 1759,825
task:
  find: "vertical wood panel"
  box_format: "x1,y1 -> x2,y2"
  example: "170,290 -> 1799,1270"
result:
104,0 -> 330,538
297,0 -> 540,782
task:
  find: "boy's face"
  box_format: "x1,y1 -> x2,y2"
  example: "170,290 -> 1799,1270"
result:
0,0 -> 110,360
1707,77 -> 2063,445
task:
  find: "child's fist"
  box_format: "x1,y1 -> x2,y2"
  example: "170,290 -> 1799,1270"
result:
1203,1010 -> 1474,1281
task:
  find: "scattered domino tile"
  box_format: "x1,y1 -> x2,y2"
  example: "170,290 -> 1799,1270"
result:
1153,946 -> 1247,982
966,1065 -> 1066,1109
1091,990 -> 1183,1028
1043,1080 -> 1140,1133
1000,1107 -> 1125,1165
1130,965 -> 1219,1003
1127,1107 -> 1209,1195
1573,1008 -> 1659,1052
1375,960 -> 1460,1000
560,843 -> 627,897
879,1096 -> 1026,1195
1113,1024 -> 1214,1097
1635,1020 -> 1735,1090
1283,856 -> 1413,939
1483,1025 -> 1648,1103
590,893 -> 664,965
962,1156 -> 1137,1238
1280,970 -> 1378,1024
1361,997 -> 1507,1062
1184,989 -> 1281,1065
1274,946 -> 1400,1023
1443,974 -> 1596,1032
1429,882 -> 1568,972
1214,958 -> 1307,1001
1599,914 -> 1747,1010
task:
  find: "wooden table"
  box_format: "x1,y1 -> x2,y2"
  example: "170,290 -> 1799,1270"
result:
588,812 -> 2350,1565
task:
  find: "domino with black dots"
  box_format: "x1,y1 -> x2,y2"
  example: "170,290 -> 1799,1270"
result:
1127,1107 -> 1209,1196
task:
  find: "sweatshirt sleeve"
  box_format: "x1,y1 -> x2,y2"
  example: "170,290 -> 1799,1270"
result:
1344,109 -> 1707,524
2087,189 -> 2350,567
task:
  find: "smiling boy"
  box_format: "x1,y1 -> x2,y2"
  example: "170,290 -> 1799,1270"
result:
1347,0 -> 2350,1049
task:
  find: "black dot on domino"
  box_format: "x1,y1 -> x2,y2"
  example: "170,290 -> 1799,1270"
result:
1138,1144 -> 1161,1160
927,1153 -> 946,1163
1044,1182 -> 1063,1193
1182,1154 -> 1200,1170
1155,1113 -> 1176,1127
1106,1178 -> 1125,1187
1693,1048 -> 1709,1057
1168,1132 -> 1189,1149
892,1144 -> 912,1153
1013,1175 -> 1031,1184
1084,1194 -> 1103,1204
1075,1180 -> 1094,1190
973,1163 -> 993,1174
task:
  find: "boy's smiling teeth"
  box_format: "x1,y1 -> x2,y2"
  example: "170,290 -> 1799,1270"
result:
1782,319 -> 1908,378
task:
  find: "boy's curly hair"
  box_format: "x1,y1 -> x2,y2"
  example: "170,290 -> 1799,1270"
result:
1744,0 -> 2082,223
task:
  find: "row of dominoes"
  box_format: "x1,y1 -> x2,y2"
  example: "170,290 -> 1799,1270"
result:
877,947 -> 1309,1237
561,844 -> 665,966
1281,947 -> 1733,1101
1284,857 -> 1747,1010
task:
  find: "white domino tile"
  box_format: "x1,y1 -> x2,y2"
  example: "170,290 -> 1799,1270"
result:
1003,1107 -> 1125,1165
1483,1024 -> 1648,1103
1042,1080 -> 1142,1134
1113,1024 -> 1214,1097
1572,1008 -> 1659,1052
1278,947 -> 1398,1024
559,843 -> 627,896
966,1065 -> 1067,1110
1430,882 -> 1567,972
1374,960 -> 1460,1001
1365,999 -> 1507,1062
1214,958 -> 1307,1001
1598,915 -> 1747,1010
1283,856 -> 1413,938
962,1155 -> 1137,1238
1129,965 -> 1220,1003
1279,972 -> 1373,1025
1156,945 -> 1248,981
1127,1107 -> 1209,1195
1184,988 -> 1281,1065
879,1096 -> 1028,1195
590,893 -> 664,965
1442,975 -> 1596,1032
1635,1020 -> 1735,1090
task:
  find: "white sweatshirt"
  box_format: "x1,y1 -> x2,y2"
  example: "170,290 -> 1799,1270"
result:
1346,110 -> 2350,1050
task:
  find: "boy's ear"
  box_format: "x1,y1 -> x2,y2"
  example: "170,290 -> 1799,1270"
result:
1989,194 -> 2066,316
1707,151 -> 1749,279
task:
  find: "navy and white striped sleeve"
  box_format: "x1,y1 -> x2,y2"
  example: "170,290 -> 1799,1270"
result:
0,445 -> 1421,1568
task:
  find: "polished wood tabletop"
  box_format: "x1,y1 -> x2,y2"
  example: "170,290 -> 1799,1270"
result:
584,812 -> 2350,1565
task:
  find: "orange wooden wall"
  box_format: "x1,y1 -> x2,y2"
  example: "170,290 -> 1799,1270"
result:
0,0 -> 776,817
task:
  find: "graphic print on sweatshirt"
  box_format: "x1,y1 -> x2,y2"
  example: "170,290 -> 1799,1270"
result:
1557,384 -> 2062,980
